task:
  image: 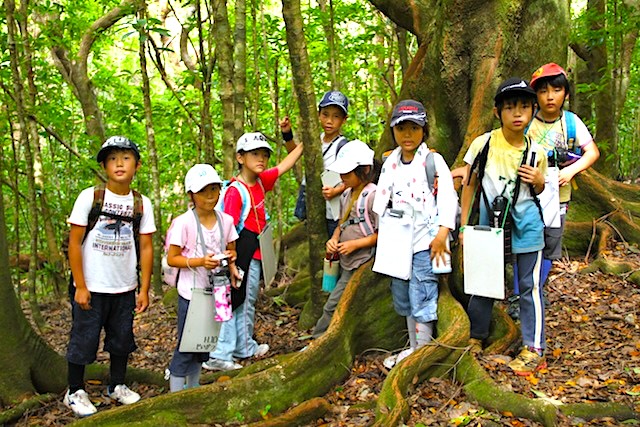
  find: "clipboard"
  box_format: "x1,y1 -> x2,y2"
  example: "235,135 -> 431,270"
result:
463,225 -> 505,299
179,287 -> 222,353
321,170 -> 342,221
259,223 -> 277,286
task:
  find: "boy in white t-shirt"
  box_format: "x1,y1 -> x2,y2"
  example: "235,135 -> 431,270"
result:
64,136 -> 156,417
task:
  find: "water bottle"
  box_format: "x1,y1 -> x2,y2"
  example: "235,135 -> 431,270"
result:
431,238 -> 452,274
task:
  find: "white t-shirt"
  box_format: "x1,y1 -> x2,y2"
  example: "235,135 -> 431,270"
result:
67,187 -> 156,293
168,210 -> 238,301
321,134 -> 347,220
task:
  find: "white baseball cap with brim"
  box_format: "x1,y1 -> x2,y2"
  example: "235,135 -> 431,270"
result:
185,164 -> 223,193
236,132 -> 273,153
328,139 -> 374,174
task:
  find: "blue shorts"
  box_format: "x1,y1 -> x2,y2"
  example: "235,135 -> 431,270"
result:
390,250 -> 439,324
66,290 -> 137,365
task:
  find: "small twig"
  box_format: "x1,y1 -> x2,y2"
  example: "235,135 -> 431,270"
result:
603,219 -> 628,245
585,217 -> 597,263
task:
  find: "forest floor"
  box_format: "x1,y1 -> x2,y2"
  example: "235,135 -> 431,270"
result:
11,241 -> 640,426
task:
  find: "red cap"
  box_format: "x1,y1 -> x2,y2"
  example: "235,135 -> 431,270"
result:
530,63 -> 567,89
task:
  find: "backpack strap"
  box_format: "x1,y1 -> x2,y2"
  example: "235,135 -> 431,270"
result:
340,183 -> 376,237
564,110 -> 578,153
225,180 -> 251,232
424,150 -> 436,195
83,184 -> 106,244
131,189 -> 143,266
335,136 -> 349,157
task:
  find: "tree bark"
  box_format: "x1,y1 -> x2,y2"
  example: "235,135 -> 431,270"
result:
138,5 -> 164,295
318,0 -> 339,89
212,0 -> 236,175
282,0 -> 326,328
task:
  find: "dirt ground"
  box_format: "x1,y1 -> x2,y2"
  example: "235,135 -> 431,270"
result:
10,244 -> 640,426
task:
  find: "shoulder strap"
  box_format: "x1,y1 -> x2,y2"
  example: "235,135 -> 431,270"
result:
564,111 -> 577,152
424,151 -> 436,194
83,183 -> 106,244
215,210 -> 226,249
335,136 -> 348,157
228,180 -> 251,232
192,209 -> 213,283
340,183 -> 376,237
131,189 -> 143,265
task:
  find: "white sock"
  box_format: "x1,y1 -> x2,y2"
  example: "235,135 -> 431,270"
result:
185,370 -> 200,389
416,321 -> 435,347
169,375 -> 185,393
406,316 -> 417,349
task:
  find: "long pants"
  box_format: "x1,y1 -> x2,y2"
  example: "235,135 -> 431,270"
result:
312,268 -> 355,338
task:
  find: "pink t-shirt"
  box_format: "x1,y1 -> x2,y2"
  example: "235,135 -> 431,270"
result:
223,167 -> 278,259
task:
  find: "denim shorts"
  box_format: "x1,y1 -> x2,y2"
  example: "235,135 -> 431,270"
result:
390,250 -> 439,324
66,290 -> 137,365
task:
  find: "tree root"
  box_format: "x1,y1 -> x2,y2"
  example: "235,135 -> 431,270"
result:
374,284 -> 470,426
0,393 -> 57,425
561,401 -> 637,422
69,263 -> 403,426
247,397 -> 331,426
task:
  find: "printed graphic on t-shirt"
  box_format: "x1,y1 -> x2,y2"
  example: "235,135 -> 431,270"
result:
92,204 -> 135,257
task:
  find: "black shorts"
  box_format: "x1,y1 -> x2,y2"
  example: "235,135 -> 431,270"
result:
544,214 -> 566,260
66,290 -> 137,365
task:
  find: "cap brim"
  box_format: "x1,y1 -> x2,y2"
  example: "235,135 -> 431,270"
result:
237,142 -> 274,153
318,102 -> 348,115
189,179 -> 222,193
390,116 -> 426,128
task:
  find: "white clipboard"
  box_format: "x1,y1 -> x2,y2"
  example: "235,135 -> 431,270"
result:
372,208 -> 414,280
463,225 -> 505,300
259,223 -> 277,286
179,287 -> 222,353
322,170 -> 342,221
538,167 -> 561,228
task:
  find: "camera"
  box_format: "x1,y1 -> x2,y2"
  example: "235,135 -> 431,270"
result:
491,195 -> 507,228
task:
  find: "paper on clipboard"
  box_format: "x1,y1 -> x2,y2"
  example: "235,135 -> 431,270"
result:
463,225 -> 505,300
537,167 -> 561,228
259,223 -> 277,286
322,170 -> 343,221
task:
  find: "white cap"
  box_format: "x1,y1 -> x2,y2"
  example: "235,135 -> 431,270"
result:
328,140 -> 374,174
184,164 -> 223,193
236,132 -> 273,153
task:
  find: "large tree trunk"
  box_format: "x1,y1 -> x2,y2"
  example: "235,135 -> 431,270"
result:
282,0 -> 326,329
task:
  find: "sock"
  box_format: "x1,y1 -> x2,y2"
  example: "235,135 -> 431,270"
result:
109,354 -> 128,392
169,375 -> 186,393
416,321 -> 435,347
406,316 -> 417,349
185,370 -> 200,389
540,258 -> 552,285
68,362 -> 85,393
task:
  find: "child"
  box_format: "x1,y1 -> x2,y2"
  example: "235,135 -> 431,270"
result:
203,132 -> 304,371
312,140 -> 379,338
281,90 -> 350,237
64,136 -> 156,416
460,78 -> 547,375
372,100 -> 458,368
166,164 -> 239,391
527,63 -> 600,285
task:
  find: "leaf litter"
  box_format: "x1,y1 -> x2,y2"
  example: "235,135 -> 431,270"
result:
11,243 -> 640,426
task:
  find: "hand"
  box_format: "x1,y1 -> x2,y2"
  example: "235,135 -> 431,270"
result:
429,235 -> 450,267
279,116 -> 291,133
135,290 -> 149,313
337,240 -> 358,256
229,264 -> 241,288
202,254 -> 221,270
326,237 -> 339,253
224,250 -> 237,263
558,167 -> 576,187
74,287 -> 92,310
518,164 -> 544,188
322,186 -> 339,201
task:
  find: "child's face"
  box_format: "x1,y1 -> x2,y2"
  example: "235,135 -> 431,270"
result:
496,99 -> 534,134
191,184 -> 221,211
392,121 -> 424,154
536,83 -> 566,119
319,105 -> 347,140
237,148 -> 270,175
340,170 -> 362,189
102,149 -> 140,184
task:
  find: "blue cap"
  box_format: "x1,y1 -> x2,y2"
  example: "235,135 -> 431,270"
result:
318,91 -> 348,115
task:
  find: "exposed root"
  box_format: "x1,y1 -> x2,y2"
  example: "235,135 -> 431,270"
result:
0,393 -> 57,425
248,397 -> 331,427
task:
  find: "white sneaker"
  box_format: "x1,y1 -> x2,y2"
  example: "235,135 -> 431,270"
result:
63,389 -> 97,417
202,358 -> 242,371
383,348 -> 415,369
108,384 -> 140,405
254,343 -> 269,358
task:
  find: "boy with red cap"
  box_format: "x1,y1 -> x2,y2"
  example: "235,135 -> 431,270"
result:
525,63 -> 600,289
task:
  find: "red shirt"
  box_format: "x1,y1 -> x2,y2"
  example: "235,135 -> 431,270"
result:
223,167 -> 279,259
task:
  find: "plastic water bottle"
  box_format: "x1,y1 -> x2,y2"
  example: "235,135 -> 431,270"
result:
431,239 -> 452,274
